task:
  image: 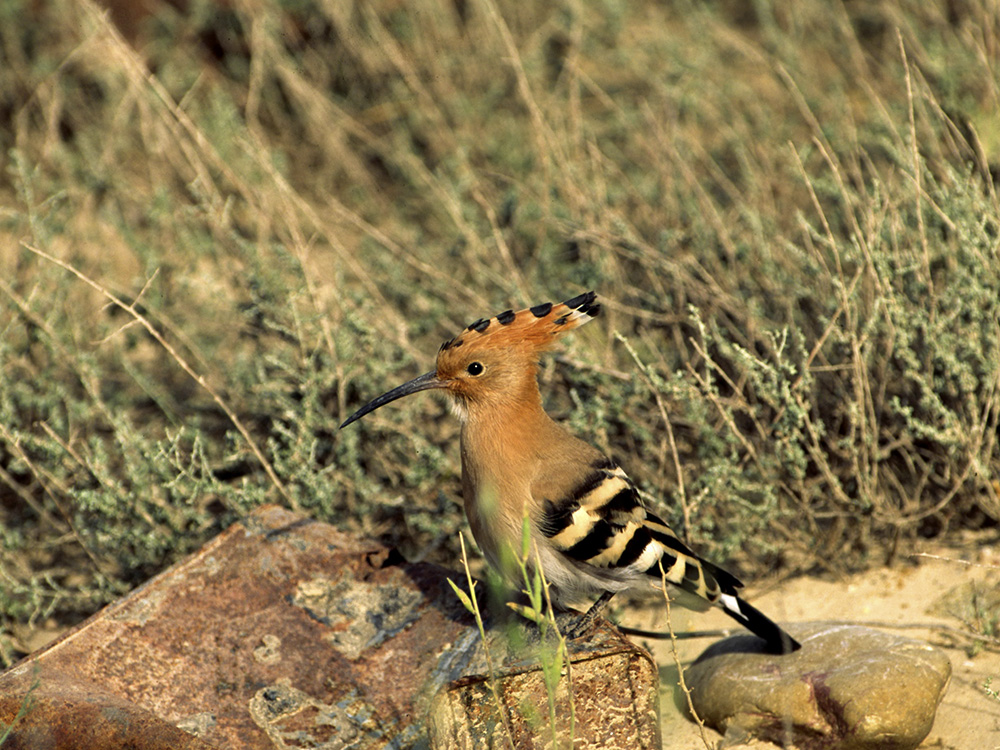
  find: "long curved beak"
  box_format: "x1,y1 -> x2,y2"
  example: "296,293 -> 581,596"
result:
339,371 -> 446,429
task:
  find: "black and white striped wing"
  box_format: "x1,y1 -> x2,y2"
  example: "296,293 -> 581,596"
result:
537,457 -> 801,653
538,458 -> 735,603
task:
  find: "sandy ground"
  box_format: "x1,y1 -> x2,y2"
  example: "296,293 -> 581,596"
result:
622,538 -> 1000,750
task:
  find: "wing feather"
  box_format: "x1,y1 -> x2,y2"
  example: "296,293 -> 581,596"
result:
537,459 -> 737,603
532,449 -> 800,652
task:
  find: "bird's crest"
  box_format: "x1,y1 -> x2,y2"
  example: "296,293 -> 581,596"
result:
439,291 -> 600,357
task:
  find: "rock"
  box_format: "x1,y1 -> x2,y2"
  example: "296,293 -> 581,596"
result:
684,623 -> 951,750
0,669 -> 218,750
429,615 -> 661,749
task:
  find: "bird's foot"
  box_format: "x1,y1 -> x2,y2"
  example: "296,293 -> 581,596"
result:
564,590 -> 616,640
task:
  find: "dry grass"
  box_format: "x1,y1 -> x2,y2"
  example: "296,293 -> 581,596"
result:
1,0 -> 998,666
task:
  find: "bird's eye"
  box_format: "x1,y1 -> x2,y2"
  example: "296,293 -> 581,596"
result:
466,361 -> 485,376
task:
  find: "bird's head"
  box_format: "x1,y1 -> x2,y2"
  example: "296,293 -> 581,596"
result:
339,291 -> 601,427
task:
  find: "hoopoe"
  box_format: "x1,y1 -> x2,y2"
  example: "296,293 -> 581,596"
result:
341,292 -> 801,654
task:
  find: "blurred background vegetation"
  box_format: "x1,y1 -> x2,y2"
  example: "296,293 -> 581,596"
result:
1,0 -> 998,667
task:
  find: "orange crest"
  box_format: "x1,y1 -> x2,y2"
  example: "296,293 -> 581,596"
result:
438,291 -> 600,361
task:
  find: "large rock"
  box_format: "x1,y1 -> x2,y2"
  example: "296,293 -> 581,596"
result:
685,623 -> 951,750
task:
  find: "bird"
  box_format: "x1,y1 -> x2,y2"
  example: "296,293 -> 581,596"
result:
340,291 -> 801,654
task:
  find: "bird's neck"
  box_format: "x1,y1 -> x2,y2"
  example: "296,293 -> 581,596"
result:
461,385 -> 554,463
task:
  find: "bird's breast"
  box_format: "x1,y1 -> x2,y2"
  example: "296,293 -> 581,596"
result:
459,434 -> 536,578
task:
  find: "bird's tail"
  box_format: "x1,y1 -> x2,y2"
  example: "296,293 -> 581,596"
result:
718,591 -> 801,654
643,513 -> 801,654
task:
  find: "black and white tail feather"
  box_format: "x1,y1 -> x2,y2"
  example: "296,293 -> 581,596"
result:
539,458 -> 801,654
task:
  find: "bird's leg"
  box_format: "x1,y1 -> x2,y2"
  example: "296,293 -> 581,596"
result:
565,590 -> 616,639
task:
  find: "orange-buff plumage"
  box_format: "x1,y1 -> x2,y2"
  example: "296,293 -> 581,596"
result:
341,292 -> 800,654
